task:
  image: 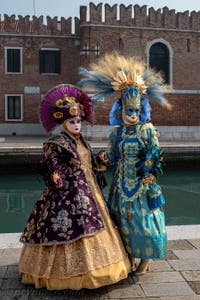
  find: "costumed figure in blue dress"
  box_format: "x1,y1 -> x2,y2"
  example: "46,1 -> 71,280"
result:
18,84 -> 131,290
78,53 -> 171,275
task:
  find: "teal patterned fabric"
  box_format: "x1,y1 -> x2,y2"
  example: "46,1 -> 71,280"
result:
107,123 -> 167,259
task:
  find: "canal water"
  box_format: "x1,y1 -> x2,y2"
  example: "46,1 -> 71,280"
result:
0,161 -> 200,233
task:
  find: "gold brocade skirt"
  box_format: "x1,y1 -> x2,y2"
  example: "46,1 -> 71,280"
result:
18,142 -> 131,290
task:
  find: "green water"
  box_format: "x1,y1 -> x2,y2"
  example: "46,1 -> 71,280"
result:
0,164 -> 200,233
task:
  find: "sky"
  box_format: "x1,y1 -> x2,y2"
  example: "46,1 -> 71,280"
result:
0,0 -> 199,20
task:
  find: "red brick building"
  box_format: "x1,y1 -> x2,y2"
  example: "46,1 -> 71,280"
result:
0,3 -> 199,140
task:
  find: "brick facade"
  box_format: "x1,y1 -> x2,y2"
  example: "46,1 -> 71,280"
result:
0,15 -> 80,125
0,3 -> 199,135
80,3 -> 200,126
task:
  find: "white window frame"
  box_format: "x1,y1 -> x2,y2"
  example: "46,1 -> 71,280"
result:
145,38 -> 174,87
5,94 -> 23,121
5,47 -> 23,74
39,48 -> 61,75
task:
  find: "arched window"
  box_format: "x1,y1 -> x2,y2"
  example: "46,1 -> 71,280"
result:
149,42 -> 169,84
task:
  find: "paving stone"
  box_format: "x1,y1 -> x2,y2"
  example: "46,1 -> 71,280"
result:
141,282 -> 195,297
1,277 -> 25,289
0,248 -> 21,263
0,249 -> 6,256
173,249 -> 200,260
164,249 -> 178,260
107,283 -> 145,298
29,297 -> 63,300
135,271 -> 183,284
68,297 -> 87,300
0,278 -> 3,288
84,286 -> 109,299
167,240 -> 195,250
127,298 -> 159,300
188,282 -> 200,294
181,271 -> 200,282
29,295 -> 71,300
161,296 -> 200,300
71,296 -> 107,300
5,248 -> 21,257
100,298 -> 158,300
168,259 -> 200,271
0,289 -> 29,299
128,273 -> 139,285
28,287 -> 81,297
151,260 -> 173,272
188,239 -> 200,249
116,272 -> 136,283
0,265 -> 7,278
5,264 -> 19,278
71,297 -> 94,300
80,294 -> 109,299
108,277 -> 131,287
21,284 -> 40,294
0,256 -> 18,266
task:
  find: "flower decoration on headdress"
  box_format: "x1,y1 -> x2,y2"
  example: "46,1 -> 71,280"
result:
55,99 -> 64,108
69,103 -> 79,116
55,96 -> 76,109
40,84 -> 93,133
78,52 -> 171,125
53,111 -> 64,119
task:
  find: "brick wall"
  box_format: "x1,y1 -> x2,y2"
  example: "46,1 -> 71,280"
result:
0,15 -> 80,124
0,2 -> 199,131
80,3 -> 200,126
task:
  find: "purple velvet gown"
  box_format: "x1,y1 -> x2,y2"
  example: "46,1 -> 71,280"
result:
18,131 -> 130,290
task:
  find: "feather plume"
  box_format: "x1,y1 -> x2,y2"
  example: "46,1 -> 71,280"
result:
78,67 -> 115,102
78,52 -> 171,108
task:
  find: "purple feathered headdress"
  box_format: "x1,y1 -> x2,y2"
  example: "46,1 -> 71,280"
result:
40,84 -> 93,132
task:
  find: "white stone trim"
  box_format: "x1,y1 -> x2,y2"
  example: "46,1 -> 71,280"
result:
0,123 -> 46,135
4,94 -> 23,122
80,24 -> 199,34
145,38 -> 174,87
170,89 -> 200,94
4,46 -> 23,74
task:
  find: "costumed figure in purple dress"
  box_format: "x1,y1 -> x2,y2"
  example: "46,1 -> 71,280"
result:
18,84 -> 131,290
78,53 -> 171,275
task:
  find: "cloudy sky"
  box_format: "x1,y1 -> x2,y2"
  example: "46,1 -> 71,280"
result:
0,0 -> 199,19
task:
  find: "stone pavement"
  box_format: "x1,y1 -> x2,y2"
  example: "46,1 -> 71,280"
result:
1,239 -> 200,299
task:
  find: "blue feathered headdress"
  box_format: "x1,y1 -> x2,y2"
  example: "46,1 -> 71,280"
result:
78,53 -> 171,125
